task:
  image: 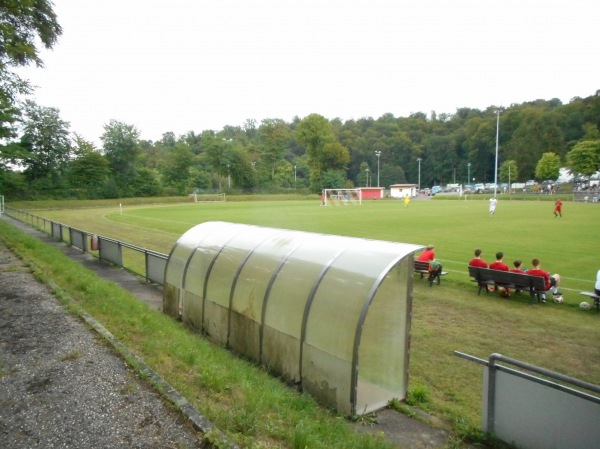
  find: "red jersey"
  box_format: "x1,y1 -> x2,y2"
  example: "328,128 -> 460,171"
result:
489,261 -> 509,271
469,258 -> 488,268
554,199 -> 562,211
417,249 -> 435,262
527,268 -> 551,290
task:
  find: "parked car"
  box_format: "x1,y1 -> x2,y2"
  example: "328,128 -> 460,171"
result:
474,183 -> 485,193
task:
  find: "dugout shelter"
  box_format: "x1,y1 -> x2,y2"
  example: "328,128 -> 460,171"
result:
163,221 -> 423,415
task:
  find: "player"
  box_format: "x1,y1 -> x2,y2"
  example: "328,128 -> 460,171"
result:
468,249 -> 488,268
489,252 -> 509,271
553,198 -> 563,218
527,258 -> 562,302
404,194 -> 410,208
489,197 -> 498,216
489,252 -> 510,296
510,260 -> 527,274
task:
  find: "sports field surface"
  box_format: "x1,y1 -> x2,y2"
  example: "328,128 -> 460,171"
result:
35,196 -> 599,294
17,196 -> 600,428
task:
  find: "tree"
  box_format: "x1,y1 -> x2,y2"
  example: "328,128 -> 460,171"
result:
566,140 -> 600,177
257,118 -> 290,178
101,120 -> 141,196
67,148 -> 110,198
160,142 -> 194,194
535,152 -> 561,180
499,160 -> 518,185
296,114 -> 340,191
130,167 -> 162,197
320,141 -> 350,172
20,100 -> 72,189
0,0 -> 62,135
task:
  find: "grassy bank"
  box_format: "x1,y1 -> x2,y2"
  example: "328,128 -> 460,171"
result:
0,219 -> 400,449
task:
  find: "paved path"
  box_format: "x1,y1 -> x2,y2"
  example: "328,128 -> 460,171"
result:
0,236 -> 204,448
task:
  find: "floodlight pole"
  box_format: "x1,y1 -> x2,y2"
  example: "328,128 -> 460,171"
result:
375,150 -> 381,187
468,162 -> 471,187
494,109 -> 500,197
417,158 -> 422,191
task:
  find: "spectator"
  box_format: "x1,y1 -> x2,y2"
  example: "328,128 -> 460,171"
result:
417,245 -> 435,262
527,258 -> 562,302
489,252 -> 509,271
469,248 -> 488,268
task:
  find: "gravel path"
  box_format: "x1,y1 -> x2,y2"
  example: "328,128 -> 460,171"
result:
0,244 -> 205,449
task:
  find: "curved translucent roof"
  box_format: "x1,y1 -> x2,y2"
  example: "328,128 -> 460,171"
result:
164,221 -> 423,415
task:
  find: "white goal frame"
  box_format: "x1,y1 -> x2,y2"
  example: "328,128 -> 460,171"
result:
323,189 -> 362,206
190,192 -> 226,203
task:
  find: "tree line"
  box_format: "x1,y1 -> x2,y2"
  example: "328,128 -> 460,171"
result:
1,2 -> 599,200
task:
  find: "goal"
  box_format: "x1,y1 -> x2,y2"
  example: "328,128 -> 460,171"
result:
189,192 -> 226,203
323,189 -> 362,206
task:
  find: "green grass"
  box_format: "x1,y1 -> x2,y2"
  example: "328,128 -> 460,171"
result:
4,196 -> 600,448
27,196 -> 600,292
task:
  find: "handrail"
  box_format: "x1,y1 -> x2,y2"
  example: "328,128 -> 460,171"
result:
4,206 -> 168,284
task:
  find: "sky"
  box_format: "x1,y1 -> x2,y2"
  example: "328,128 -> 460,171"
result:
18,0 -> 599,146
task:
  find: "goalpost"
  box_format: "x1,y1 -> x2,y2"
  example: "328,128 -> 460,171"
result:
323,188 -> 362,206
189,192 -> 227,203
0,195 -> 3,214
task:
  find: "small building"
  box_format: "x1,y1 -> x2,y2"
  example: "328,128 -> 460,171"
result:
390,184 -> 418,198
359,187 -> 385,200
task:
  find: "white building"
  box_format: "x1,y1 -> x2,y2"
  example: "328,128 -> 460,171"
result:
390,184 -> 418,198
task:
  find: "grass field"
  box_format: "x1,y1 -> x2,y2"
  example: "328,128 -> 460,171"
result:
7,196 -> 600,445
28,196 -> 599,293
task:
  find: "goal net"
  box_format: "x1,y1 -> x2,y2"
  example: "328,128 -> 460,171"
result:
323,189 -> 362,206
189,192 -> 226,203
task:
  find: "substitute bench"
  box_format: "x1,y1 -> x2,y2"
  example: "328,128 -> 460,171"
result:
468,266 -> 549,303
414,260 -> 448,286
579,291 -> 600,312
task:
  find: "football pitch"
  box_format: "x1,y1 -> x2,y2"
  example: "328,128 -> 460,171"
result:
41,196 -> 600,294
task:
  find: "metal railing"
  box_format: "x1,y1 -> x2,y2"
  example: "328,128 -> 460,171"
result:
455,351 -> 600,449
4,206 -> 168,285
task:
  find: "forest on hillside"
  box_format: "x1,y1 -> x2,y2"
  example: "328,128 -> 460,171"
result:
2,93 -> 600,200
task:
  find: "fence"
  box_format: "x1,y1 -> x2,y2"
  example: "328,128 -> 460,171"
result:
4,206 -> 168,285
455,351 -> 600,449
573,190 -> 600,202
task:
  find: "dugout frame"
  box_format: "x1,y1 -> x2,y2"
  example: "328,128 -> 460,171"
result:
163,221 -> 423,415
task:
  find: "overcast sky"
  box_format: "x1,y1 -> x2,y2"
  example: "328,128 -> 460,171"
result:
18,0 -> 599,145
